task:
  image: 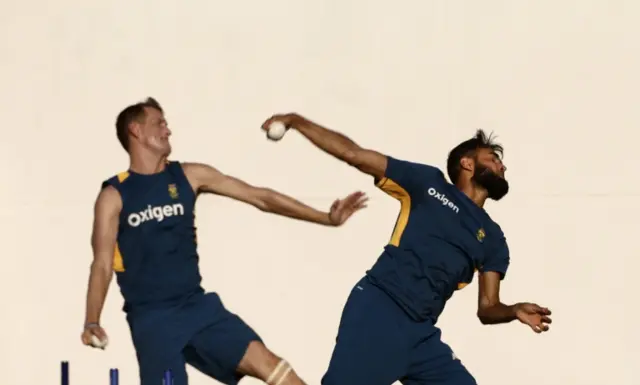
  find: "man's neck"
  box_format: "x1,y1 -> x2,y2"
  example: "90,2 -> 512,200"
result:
456,182 -> 488,208
129,150 -> 168,175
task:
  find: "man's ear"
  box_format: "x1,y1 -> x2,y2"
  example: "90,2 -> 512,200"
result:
129,122 -> 141,140
460,156 -> 474,172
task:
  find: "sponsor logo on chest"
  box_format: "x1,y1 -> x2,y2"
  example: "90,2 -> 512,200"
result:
127,203 -> 185,227
427,187 -> 460,213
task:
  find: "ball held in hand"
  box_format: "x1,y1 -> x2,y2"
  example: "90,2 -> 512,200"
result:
90,334 -> 108,349
266,121 -> 287,141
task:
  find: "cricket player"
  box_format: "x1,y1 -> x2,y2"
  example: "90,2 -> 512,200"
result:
81,98 -> 367,385
261,113 -> 552,385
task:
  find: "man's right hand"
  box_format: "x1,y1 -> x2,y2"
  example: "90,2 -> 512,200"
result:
81,323 -> 108,349
261,113 -> 302,132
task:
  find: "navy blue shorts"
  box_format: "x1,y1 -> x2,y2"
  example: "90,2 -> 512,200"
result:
321,277 -> 477,385
127,292 -> 261,385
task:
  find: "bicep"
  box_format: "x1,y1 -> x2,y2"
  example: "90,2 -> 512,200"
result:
477,271 -> 502,310
478,234 -> 510,309
185,163 -> 266,208
344,148 -> 388,180
91,186 -> 121,267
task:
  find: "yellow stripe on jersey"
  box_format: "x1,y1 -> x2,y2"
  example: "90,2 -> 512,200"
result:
117,171 -> 130,183
113,242 -> 125,272
376,177 -> 411,247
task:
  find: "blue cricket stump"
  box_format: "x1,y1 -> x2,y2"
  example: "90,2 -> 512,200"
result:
61,361 -> 69,385
61,361 -> 121,385
163,369 -> 174,385
110,368 -> 119,385
61,360 -> 170,384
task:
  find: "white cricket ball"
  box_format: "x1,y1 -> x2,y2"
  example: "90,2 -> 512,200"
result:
266,121 -> 287,141
91,335 -> 108,349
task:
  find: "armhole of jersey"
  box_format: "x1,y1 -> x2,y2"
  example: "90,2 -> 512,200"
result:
168,161 -> 197,200
101,171 -> 129,207
375,176 -> 388,189
374,155 -> 394,189
101,179 -> 113,190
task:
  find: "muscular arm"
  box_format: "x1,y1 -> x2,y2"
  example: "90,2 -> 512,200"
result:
84,186 -> 121,325
286,115 -> 388,180
476,271 -> 517,325
182,162 -> 334,226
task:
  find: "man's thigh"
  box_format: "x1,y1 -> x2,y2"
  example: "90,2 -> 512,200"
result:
133,335 -> 189,385
322,277 -> 410,385
128,307 -> 193,385
402,327 -> 477,385
183,293 -> 262,385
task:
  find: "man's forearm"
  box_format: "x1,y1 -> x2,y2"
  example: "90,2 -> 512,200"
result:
261,189 -> 332,226
477,302 -> 517,325
84,263 -> 113,324
290,116 -> 360,162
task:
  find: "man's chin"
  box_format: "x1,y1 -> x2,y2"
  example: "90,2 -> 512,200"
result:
488,188 -> 509,201
157,145 -> 171,157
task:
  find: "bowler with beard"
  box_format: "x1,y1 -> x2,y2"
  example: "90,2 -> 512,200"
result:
260,114 -> 552,385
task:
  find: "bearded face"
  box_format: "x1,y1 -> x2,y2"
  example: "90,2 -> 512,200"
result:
470,148 -> 508,201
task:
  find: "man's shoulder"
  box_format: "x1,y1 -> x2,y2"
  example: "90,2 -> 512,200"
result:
95,182 -> 123,212
482,213 -> 506,240
177,161 -> 207,173
101,170 -> 132,189
177,161 -> 213,182
388,156 -> 446,179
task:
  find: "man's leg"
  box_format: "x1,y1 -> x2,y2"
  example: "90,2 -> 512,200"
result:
183,292 -> 308,385
236,340 -> 307,385
401,325 -> 477,385
321,277 -> 409,385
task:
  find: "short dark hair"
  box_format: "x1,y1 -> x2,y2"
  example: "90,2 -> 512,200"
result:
446,129 -> 504,183
115,97 -> 163,152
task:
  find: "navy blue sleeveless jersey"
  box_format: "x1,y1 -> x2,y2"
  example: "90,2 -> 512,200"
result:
366,156 -> 510,322
101,161 -> 203,312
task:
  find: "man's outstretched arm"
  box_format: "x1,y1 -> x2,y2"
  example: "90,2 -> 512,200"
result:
182,162 -> 366,226
262,114 -> 388,181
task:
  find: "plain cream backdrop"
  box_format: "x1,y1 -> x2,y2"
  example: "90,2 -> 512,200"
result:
1,1 -> 638,384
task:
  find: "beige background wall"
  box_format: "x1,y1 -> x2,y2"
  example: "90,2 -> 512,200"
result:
1,1 -> 638,384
